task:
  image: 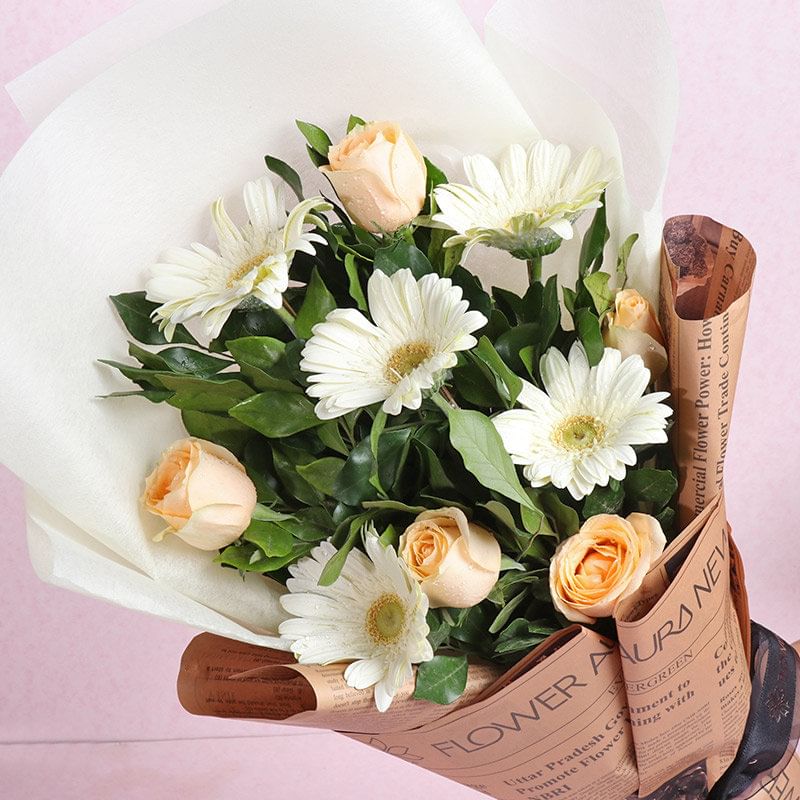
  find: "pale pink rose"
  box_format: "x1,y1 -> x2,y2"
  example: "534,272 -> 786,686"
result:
399,507 -> 501,608
603,288 -> 668,380
321,121 -> 427,232
143,438 -> 256,551
549,513 -> 666,623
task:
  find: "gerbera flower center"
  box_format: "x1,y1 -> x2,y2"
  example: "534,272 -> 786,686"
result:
366,592 -> 407,644
384,341 -> 434,384
226,253 -> 269,288
553,415 -> 606,451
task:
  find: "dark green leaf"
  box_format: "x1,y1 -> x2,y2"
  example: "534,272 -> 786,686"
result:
583,479 -> 625,516
318,514 -> 369,586
243,519 -> 294,557
110,292 -> 198,346
578,191 -> 609,277
265,154 -> 304,202
317,421 -> 349,456
295,268 -> 337,339
230,390 -> 324,437
472,336 -> 523,407
296,457 -> 345,496
413,655 -> 468,705
624,468 -> 678,509
271,444 -> 323,505
616,233 -> 639,288
426,611 -> 452,650
159,347 -> 232,377
530,489 -> 580,538
180,410 -> 251,454
361,499 -> 428,514
160,374 -> 254,412
424,156 -> 448,192
127,342 -> 168,370
333,437 -> 378,506
374,240 -> 433,279
296,120 -> 332,159
226,336 -> 300,393
489,590 -> 528,634
343,253 -> 368,311
435,396 -> 535,512
449,265 -> 492,319
575,308 -> 605,366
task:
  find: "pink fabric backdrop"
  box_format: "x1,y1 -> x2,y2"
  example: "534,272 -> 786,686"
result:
1,1 -> 798,797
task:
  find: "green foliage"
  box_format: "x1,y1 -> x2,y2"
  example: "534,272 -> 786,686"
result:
413,655 -> 468,705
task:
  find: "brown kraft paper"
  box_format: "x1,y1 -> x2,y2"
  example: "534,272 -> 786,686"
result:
660,215 -> 756,527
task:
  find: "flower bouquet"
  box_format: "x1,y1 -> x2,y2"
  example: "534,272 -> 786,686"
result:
1,2 -> 798,800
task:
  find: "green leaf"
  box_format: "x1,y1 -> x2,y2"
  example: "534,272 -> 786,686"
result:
414,440 -> 456,492
426,611 -> 452,650
562,286 -> 577,315
296,457 -> 345,496
159,374 -> 254,412
413,655 -> 468,705
216,541 -> 312,573
494,323 -> 540,377
583,479 -> 625,516
616,233 -> 639,289
377,427 -> 414,495
318,514 -> 370,586
434,395 -> 535,512
578,191 -> 609,277
271,444 -> 323,505
296,120 -> 332,159
347,114 -> 366,132
317,421 -> 349,456
210,306 -> 285,352
333,437 -> 378,506
242,519 -> 294,557
575,308 -> 605,366
494,618 -> 557,655
374,240 -> 433,279
180,409 -> 252,454
295,268 -> 337,339
127,342 -> 168,370
159,347 -> 232,377
343,253 -> 368,311
110,292 -> 198,346
424,156 -> 448,192
449,265 -> 492,319
361,499 -> 428,514
624,468 -> 678,509
226,336 -> 300,393
472,336 -> 523,407
101,389 -> 172,403
265,154 -> 304,202
583,271 -> 615,317
230,390 -> 324,438
530,489 -> 580,538
489,589 -> 528,634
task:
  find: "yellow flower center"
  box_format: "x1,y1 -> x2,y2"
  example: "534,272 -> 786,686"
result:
366,593 -> 407,644
553,415 -> 606,451
226,253 -> 269,288
384,341 -> 434,384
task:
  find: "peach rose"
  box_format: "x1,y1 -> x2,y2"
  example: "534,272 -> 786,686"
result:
320,120 -> 427,233
398,507 -> 501,608
143,438 -> 257,551
603,288 -> 668,380
549,513 -> 666,623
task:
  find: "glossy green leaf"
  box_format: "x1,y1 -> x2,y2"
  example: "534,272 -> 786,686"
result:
296,457 -> 345,496
296,120 -> 332,158
160,374 -> 254,412
434,395 -> 535,512
583,271 -> 615,317
295,268 -> 337,339
333,437 -> 378,506
180,410 -> 251,454
230,390 -> 324,437
575,308 -> 605,366
374,240 -> 433,279
243,519 -> 294,557
413,654 -> 468,705
578,191 -> 609,276
343,253 -> 368,311
159,347 -> 232,377
347,114 -> 367,132
265,154 -> 304,202
110,292 -> 198,346
624,468 -> 678,509
583,479 -> 625,516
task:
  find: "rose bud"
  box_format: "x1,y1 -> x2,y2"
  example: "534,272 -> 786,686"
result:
143,438 -> 257,551
549,513 -> 666,623
399,507 -> 501,608
603,288 -> 668,381
320,120 -> 427,233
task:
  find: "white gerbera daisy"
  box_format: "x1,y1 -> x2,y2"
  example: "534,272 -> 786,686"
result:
493,343 -> 671,501
433,140 -> 615,260
278,531 -> 433,712
146,176 -> 330,340
300,268 -> 487,419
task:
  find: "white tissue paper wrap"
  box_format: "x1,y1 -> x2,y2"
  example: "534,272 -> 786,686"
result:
0,0 -> 677,647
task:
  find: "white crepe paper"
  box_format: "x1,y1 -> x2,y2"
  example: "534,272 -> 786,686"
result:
0,0 -> 677,646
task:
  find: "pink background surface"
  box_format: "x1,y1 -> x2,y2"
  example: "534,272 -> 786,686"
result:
1,1 -> 798,797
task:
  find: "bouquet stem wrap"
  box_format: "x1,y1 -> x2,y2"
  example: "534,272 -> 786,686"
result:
178,218 -> 800,800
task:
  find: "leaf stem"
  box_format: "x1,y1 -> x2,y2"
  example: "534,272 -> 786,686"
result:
438,385 -> 459,409
275,305 -> 296,334
527,255 -> 543,286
